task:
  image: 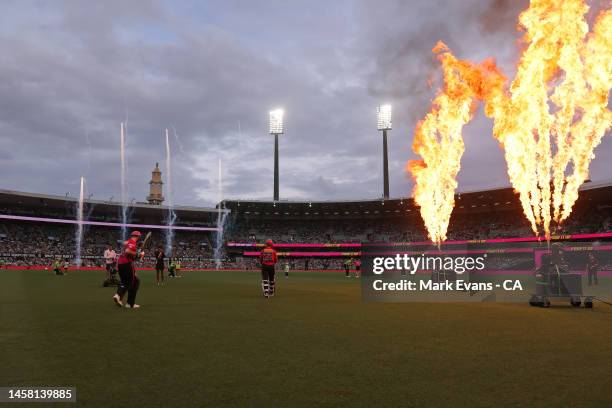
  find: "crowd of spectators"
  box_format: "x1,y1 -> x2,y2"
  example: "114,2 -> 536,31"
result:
1,206 -> 611,270
228,208 -> 612,245
0,222 -> 219,268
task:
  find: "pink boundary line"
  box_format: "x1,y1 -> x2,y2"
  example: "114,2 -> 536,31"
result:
0,265 -> 346,273
228,231 -> 612,248
411,269 -> 612,276
243,251 -> 359,257
3,266 -> 612,276
242,248 -> 536,257
0,214 -> 220,232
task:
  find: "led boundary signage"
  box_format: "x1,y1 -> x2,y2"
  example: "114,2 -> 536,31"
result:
360,241 -> 612,303
242,251 -> 360,257
228,242 -> 362,248
226,231 -> 612,249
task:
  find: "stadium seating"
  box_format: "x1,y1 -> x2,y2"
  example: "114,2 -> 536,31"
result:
1,184 -> 611,269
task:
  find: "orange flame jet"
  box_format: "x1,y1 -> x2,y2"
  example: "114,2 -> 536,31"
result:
408,0 -> 611,243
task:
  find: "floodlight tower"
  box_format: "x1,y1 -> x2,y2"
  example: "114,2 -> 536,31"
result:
377,104 -> 392,199
269,109 -> 284,201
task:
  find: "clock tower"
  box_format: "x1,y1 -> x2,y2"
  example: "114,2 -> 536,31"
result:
146,162 -> 164,205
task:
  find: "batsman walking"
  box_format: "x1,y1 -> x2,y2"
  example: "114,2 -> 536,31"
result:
260,239 -> 278,298
113,230 -> 146,309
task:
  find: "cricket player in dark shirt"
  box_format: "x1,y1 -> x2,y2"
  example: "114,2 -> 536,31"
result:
154,246 -> 165,286
344,258 -> 352,277
260,239 -> 278,298
587,252 -> 600,286
112,231 -> 144,309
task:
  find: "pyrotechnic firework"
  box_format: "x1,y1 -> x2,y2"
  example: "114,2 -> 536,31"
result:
408,0 -> 611,243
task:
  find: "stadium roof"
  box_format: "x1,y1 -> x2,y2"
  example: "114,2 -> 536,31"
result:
2,177 -> 610,222
221,180 -> 612,219
0,189 -> 227,227
221,188 -> 520,218
221,179 -> 612,206
0,189 -> 226,214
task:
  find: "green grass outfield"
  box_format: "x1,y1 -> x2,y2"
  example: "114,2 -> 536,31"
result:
1,269 -> 612,408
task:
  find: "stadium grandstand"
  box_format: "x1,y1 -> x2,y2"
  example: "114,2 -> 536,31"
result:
0,189 -> 224,269
1,180 -> 611,271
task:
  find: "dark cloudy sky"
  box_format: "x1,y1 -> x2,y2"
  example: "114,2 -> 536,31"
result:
1,0 -> 610,207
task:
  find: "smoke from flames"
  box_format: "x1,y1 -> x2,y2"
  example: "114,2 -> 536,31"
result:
407,0 -> 612,244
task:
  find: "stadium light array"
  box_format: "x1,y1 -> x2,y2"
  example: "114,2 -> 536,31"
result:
377,104 -> 392,199
376,104 -> 392,131
269,108 -> 285,201
269,109 -> 284,135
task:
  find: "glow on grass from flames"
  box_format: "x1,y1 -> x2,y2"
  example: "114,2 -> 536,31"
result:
407,0 -> 611,244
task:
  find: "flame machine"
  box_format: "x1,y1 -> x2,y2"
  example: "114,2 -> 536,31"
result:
529,244 -> 593,308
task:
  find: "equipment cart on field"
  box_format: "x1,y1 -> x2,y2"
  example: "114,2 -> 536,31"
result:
529,258 -> 593,308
